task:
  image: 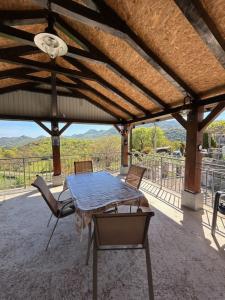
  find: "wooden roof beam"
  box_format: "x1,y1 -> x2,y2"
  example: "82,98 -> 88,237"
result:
10,74 -> 78,89
55,77 -> 135,118
0,113 -> 119,124
55,17 -> 168,109
0,23 -> 168,109
0,9 -> 47,26
42,0 -> 196,97
64,57 -> 149,115
0,82 -> 40,95
0,55 -> 95,81
175,0 -> 225,68
172,113 -> 187,129
126,94 -> 225,125
199,102 -> 225,132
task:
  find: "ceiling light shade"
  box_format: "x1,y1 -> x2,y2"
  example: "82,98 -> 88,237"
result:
34,32 -> 68,59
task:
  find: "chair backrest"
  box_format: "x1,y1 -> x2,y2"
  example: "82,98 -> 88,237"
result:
74,160 -> 93,174
32,175 -> 58,216
125,165 -> 146,189
93,212 -> 154,247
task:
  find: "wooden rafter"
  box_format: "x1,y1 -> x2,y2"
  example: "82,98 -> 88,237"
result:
74,80 -> 135,118
172,113 -> 187,129
39,0 -> 196,97
0,82 -> 40,95
126,94 -> 225,125
9,73 -> 78,89
64,56 -> 149,115
35,121 -> 52,135
0,23 -> 164,112
0,9 -> 47,26
55,17 -> 168,109
59,122 -> 72,135
0,55 -> 94,81
175,0 -> 225,68
0,114 -> 118,124
199,102 -> 225,131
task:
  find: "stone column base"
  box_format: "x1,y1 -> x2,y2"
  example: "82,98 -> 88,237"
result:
120,166 -> 129,175
52,174 -> 63,187
181,190 -> 204,211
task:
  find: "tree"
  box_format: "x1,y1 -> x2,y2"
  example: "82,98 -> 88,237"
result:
132,127 -> 169,152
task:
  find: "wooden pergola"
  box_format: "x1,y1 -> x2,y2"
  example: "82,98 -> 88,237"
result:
0,0 -> 224,209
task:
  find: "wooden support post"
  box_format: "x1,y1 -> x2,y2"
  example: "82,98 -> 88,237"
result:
120,124 -> 130,175
182,106 -> 204,210
129,126 -> 133,165
51,120 -> 61,177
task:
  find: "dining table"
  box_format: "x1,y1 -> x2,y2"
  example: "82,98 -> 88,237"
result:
65,171 -> 150,263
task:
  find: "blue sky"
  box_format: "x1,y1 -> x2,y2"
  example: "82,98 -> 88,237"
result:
0,111 -> 224,137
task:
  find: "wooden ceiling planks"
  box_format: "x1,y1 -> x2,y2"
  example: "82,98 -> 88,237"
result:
106,0 -> 225,96
0,0 -> 224,124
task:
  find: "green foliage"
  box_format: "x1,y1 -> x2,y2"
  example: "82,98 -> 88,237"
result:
132,127 -> 170,152
208,120 -> 225,133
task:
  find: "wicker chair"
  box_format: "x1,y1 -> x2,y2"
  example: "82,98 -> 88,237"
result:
74,160 -> 93,174
125,165 -> 146,189
32,175 -> 75,250
92,212 -> 155,300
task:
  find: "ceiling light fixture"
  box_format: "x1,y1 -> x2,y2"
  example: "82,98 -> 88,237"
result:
34,3 -> 67,59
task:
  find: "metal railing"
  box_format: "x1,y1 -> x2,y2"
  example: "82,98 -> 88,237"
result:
131,152 -> 225,208
0,152 -> 121,190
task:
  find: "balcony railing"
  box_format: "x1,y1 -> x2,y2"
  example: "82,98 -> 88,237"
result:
1,151 -> 225,209
131,152 -> 225,208
0,152 -> 121,190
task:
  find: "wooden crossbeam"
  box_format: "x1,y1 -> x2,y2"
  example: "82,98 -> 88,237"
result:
175,0 -> 225,68
64,57 -> 149,115
67,89 -> 124,121
9,74 -> 78,89
0,23 -> 167,110
71,79 -> 135,118
0,67 -> 39,79
126,94 -> 225,125
113,125 -> 122,135
0,9 -> 47,26
0,55 -> 94,81
199,102 -> 225,131
35,121 -> 52,135
43,0 -> 196,97
59,122 -> 72,135
0,82 -> 39,95
172,113 -> 187,129
55,17 -> 168,109
0,113 -> 118,124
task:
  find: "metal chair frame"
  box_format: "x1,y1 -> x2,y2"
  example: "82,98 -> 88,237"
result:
32,176 -> 76,250
211,191 -> 225,236
92,212 -> 155,300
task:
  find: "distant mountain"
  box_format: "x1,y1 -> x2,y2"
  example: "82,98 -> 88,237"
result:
0,120 -> 186,148
70,127 -> 118,139
0,135 -> 45,148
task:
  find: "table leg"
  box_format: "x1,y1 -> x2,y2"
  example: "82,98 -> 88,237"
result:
86,221 -> 92,265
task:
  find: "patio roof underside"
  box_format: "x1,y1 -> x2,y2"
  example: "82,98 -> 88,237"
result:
0,0 -> 224,125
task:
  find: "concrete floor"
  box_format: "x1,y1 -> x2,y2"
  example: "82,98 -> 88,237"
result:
0,181 -> 225,300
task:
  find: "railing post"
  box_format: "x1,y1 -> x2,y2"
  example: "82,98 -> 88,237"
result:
23,158 -> 26,188
160,156 -> 163,188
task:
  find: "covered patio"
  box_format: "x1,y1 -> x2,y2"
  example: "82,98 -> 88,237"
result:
1,184 -> 225,299
0,0 -> 225,299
